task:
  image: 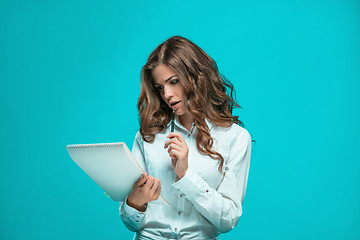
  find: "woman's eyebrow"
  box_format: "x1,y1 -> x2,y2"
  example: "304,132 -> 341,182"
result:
164,75 -> 178,83
154,75 -> 178,85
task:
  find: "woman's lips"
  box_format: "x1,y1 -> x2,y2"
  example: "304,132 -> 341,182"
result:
171,101 -> 180,110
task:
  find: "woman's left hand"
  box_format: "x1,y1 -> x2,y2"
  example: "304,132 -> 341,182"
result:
164,132 -> 188,179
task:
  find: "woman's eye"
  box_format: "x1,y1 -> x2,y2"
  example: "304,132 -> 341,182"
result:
171,79 -> 179,84
156,85 -> 164,91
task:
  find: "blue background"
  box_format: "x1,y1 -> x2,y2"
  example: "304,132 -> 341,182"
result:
1,0 -> 359,239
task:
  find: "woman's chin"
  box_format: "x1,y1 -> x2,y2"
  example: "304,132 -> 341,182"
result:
174,109 -> 182,115
175,109 -> 191,118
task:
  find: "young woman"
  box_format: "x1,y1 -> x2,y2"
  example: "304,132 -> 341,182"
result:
119,36 -> 252,239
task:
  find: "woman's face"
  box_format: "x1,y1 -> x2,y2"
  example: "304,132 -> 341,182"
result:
152,64 -> 188,116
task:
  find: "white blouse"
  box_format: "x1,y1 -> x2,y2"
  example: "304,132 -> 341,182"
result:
119,116 -> 252,240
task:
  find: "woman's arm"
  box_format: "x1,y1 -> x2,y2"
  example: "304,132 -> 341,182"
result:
172,128 -> 252,233
119,131 -> 148,232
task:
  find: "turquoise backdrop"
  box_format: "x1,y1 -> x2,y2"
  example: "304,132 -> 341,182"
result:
1,0 -> 359,239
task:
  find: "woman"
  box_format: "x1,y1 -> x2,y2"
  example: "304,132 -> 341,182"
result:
119,36 -> 252,239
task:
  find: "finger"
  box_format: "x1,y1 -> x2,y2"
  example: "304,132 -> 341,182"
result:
167,143 -> 181,154
135,172 -> 148,187
150,178 -> 160,191
154,182 -> 162,199
169,149 -> 181,160
164,137 -> 182,149
167,132 -> 185,143
167,132 -> 185,141
144,175 -> 155,189
164,139 -> 171,149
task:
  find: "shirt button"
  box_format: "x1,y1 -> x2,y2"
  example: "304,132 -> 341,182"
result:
175,227 -> 178,231
206,189 -> 209,193
180,194 -> 183,197
178,211 -> 181,215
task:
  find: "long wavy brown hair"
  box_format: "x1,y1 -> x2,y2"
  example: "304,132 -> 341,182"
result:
137,36 -> 244,172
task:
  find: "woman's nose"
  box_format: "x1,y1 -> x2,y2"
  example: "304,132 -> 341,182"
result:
164,86 -> 174,99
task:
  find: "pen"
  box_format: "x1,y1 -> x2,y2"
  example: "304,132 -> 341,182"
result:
170,111 -> 175,138
148,111 -> 174,205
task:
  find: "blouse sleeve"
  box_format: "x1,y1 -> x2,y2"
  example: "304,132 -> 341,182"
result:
119,131 -> 148,232
172,127 -> 252,233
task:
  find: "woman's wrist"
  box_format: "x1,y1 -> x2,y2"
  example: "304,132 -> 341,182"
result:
177,168 -> 188,179
126,197 -> 147,212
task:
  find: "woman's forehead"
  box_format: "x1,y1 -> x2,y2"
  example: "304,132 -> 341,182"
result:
152,64 -> 178,84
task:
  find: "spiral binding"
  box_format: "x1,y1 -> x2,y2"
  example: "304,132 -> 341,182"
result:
66,142 -> 124,149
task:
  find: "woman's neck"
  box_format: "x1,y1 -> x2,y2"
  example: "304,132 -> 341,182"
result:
178,112 -> 194,132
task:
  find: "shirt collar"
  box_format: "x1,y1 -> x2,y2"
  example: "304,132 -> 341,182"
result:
166,115 -> 213,135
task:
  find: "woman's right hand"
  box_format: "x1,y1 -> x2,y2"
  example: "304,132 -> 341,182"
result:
126,172 -> 161,212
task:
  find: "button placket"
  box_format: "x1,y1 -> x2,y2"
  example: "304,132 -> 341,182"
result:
173,190 -> 185,235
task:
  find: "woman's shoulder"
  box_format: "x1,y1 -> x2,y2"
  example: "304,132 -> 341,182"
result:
210,121 -> 251,142
210,120 -> 249,134
230,123 -> 250,136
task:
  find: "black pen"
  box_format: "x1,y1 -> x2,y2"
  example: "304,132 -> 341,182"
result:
170,111 -> 175,138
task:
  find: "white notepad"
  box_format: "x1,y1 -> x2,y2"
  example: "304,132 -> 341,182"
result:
66,142 -> 143,202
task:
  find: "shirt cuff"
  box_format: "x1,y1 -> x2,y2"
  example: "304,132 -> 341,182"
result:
172,168 -> 211,200
120,196 -> 147,223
